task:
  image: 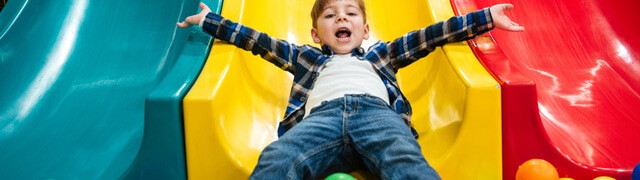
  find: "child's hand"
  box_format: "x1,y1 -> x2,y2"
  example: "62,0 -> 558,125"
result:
176,2 -> 212,28
490,4 -> 525,32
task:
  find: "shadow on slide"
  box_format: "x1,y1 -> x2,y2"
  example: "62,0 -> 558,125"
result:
0,0 -> 220,178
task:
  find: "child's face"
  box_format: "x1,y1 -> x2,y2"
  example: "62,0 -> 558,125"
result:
311,0 -> 369,54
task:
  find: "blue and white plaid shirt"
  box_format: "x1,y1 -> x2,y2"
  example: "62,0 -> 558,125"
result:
202,8 -> 494,137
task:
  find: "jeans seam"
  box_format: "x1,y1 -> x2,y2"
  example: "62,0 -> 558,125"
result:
287,139 -> 343,179
342,97 -> 349,145
354,98 -> 359,114
352,144 -> 384,178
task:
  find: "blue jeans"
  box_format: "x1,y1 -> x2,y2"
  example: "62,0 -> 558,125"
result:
250,94 -> 440,180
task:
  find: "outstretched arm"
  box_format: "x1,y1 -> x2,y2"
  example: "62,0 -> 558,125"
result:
177,3 -> 299,74
387,4 -> 523,69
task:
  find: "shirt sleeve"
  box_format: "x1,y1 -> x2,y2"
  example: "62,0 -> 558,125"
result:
201,12 -> 299,73
198,15 -> 206,28
387,8 -> 494,69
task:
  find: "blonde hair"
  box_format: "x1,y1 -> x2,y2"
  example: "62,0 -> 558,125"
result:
310,0 -> 367,28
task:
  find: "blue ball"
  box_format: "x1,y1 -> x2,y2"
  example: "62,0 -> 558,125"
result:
633,162 -> 640,180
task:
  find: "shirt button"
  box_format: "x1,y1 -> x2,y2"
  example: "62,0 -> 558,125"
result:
300,97 -> 306,101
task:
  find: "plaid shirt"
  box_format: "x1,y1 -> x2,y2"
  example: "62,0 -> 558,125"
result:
202,8 -> 494,137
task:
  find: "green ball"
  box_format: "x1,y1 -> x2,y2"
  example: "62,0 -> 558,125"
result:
325,172 -> 356,180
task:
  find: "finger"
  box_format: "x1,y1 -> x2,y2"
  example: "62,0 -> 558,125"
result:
185,16 -> 195,23
510,25 -> 525,32
176,21 -> 187,28
199,2 -> 211,12
502,3 -> 514,10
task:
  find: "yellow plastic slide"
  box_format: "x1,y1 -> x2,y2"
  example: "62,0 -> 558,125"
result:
183,0 -> 502,179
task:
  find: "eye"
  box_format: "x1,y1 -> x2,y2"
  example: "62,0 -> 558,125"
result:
324,14 -> 335,18
347,12 -> 357,16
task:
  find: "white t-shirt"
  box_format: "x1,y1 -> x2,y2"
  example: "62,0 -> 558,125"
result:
304,54 -> 390,117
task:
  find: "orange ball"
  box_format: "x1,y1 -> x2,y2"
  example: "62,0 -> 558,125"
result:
515,159 -> 559,180
593,176 -> 615,180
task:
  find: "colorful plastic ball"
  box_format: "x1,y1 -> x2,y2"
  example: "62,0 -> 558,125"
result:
593,176 -> 615,180
325,172 -> 356,180
633,162 -> 640,180
515,159 -> 559,180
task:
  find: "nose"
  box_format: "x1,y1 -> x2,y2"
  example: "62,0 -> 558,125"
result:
336,13 -> 347,22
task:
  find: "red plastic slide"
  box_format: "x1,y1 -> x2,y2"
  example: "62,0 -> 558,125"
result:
452,0 -> 640,179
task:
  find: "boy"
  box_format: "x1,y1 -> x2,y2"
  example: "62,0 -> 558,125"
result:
177,0 -> 523,179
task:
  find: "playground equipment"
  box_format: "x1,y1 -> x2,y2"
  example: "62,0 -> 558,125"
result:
1,0 -> 638,179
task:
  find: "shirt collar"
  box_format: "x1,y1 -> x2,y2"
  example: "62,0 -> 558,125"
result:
321,45 -> 366,59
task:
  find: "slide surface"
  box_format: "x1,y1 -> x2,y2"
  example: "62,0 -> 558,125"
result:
452,0 -> 640,179
184,0 -> 502,179
0,0 -> 218,178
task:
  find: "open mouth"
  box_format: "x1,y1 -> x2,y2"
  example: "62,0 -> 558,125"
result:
335,27 -> 352,41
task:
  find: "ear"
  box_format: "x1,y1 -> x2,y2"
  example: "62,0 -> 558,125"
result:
311,28 -> 322,44
363,23 -> 370,40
